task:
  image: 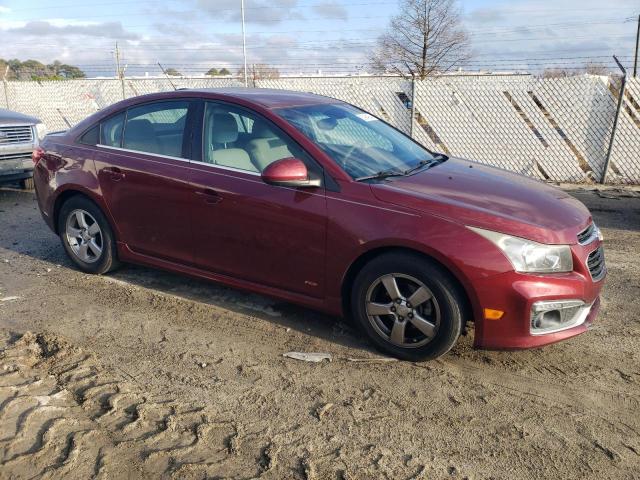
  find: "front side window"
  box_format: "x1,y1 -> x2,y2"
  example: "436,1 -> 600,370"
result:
202,102 -> 312,174
276,103 -> 439,180
122,101 -> 189,158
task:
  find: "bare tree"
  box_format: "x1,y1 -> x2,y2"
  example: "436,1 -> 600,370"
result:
541,68 -> 570,79
583,62 -> 608,76
542,62 -> 609,79
370,0 -> 470,79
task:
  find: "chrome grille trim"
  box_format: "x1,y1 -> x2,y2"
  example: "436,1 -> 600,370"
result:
586,245 -> 606,282
577,223 -> 598,245
0,152 -> 32,162
0,125 -> 34,145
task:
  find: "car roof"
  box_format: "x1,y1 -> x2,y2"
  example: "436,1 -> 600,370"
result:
153,88 -> 341,109
64,87 -> 346,143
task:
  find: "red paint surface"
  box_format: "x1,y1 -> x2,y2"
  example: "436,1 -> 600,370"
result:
34,89 -> 605,350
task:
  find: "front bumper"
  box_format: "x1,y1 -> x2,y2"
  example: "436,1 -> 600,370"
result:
0,149 -> 33,183
472,267 -> 604,350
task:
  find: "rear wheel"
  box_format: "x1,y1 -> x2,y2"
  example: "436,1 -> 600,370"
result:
58,196 -> 120,274
351,252 -> 464,361
20,177 -> 34,190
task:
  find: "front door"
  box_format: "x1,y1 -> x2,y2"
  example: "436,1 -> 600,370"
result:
189,101 -> 327,298
94,100 -> 196,265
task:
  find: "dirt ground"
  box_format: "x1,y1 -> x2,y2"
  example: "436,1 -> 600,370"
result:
0,186 -> 639,480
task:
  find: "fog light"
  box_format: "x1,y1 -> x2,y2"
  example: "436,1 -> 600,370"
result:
530,300 -> 590,335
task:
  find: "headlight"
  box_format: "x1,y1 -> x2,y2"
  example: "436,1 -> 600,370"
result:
468,226 -> 573,273
35,122 -> 48,141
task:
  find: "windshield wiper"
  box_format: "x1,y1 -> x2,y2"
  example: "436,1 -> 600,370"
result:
404,153 -> 448,175
355,169 -> 406,182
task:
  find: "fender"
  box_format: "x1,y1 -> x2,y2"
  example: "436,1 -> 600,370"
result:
46,142 -> 120,241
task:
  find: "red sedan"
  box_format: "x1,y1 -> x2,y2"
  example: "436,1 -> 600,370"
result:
32,89 -> 605,360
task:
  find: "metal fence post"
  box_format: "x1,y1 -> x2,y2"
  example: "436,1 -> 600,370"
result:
602,56 -> 627,184
410,75 -> 416,138
2,79 -> 8,109
2,65 -> 9,109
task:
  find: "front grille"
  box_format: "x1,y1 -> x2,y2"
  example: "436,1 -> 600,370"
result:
577,223 -> 596,245
0,152 -> 32,162
0,125 -> 33,145
587,246 -> 606,281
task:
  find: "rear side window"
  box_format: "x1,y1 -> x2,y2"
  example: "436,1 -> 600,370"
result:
100,113 -> 125,147
123,101 -> 189,158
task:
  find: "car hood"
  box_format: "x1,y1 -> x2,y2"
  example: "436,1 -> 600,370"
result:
371,158 -> 591,245
0,108 -> 40,125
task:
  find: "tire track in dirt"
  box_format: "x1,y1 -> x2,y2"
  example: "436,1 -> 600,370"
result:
0,331 -> 266,479
433,358 -> 640,425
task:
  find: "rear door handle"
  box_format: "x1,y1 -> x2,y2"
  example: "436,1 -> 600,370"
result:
103,167 -> 125,181
195,188 -> 222,204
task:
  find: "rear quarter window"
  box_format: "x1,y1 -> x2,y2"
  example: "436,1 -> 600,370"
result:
78,125 -> 99,145
100,113 -> 125,147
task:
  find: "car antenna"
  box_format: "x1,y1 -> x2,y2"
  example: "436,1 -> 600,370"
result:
157,62 -> 177,91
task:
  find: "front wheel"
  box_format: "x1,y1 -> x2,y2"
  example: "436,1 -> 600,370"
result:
58,196 -> 120,274
351,253 -> 465,361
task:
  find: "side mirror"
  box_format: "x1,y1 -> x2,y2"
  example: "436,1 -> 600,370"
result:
261,158 -> 321,188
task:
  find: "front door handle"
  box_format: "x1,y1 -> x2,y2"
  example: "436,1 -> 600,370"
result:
195,188 -> 222,204
103,167 -> 125,181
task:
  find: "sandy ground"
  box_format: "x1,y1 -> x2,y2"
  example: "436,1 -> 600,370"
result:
0,186 -> 639,479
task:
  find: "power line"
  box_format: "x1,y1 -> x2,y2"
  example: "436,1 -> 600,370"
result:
9,15 -> 630,33
7,0 -> 635,14
4,0 -> 395,13
69,59 -> 636,72
6,30 -> 633,52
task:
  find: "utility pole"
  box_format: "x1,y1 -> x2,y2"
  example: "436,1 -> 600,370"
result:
241,0 -> 248,87
114,42 -> 125,99
634,14 -> 639,77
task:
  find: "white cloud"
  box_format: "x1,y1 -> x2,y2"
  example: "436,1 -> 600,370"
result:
196,0 -> 303,25
312,2 -> 348,21
1,0 -> 635,76
462,0 -> 637,71
2,20 -> 139,40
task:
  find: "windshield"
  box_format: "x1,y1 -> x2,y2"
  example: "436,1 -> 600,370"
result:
275,103 -> 439,180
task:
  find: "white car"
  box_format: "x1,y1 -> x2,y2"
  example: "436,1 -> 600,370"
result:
0,108 -> 46,189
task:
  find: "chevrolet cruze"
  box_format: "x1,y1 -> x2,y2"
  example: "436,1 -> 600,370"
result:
33,89 -> 606,360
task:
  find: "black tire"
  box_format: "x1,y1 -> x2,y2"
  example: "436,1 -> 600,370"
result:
20,177 -> 35,190
351,252 -> 465,361
57,195 -> 120,274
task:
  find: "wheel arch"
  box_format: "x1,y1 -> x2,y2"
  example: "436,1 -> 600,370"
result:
340,245 -> 478,326
52,187 -> 116,239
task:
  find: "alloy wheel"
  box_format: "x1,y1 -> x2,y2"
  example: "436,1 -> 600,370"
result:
365,273 -> 440,348
65,209 -> 103,263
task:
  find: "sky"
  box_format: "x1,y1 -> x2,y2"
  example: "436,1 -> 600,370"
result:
0,0 -> 637,77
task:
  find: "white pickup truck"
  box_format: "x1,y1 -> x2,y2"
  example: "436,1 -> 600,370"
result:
0,109 -> 46,189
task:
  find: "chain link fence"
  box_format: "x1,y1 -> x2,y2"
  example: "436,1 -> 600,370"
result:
2,74 -> 638,184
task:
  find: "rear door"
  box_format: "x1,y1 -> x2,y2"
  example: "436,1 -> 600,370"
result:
94,100 -> 197,264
